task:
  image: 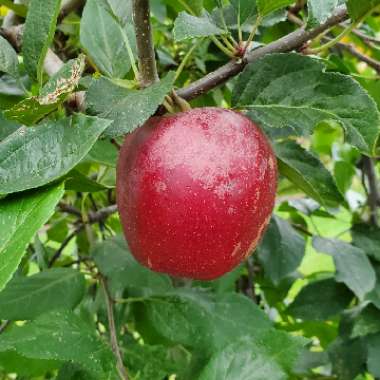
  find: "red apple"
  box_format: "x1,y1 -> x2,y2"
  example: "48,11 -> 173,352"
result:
116,107 -> 277,280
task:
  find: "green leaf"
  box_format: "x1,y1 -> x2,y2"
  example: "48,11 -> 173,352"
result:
313,237 -> 376,300
347,0 -> 380,21
307,0 -> 339,27
351,305 -> 380,338
86,71 -> 175,137
274,140 -> 344,208
173,11 -> 225,41
198,335 -> 306,380
80,0 -> 136,78
105,0 -> 133,24
0,113 -> 19,141
0,268 -> 86,320
4,97 -> 59,125
0,310 -> 116,377
257,216 -> 305,285
0,35 -> 18,78
232,53 -> 380,154
287,278 -> 353,320
92,235 -> 172,296
352,223 -> 380,262
367,282 -> 380,310
230,0 -> 257,24
22,0 -> 62,82
85,139 -> 118,167
328,338 -> 367,380
257,0 -> 294,17
165,0 -> 203,16
63,169 -> 109,192
334,161 -> 355,194
139,288 -> 301,357
124,343 -> 186,380
0,351 -> 58,377
0,115 -> 111,194
56,363 -> 95,380
0,184 -> 64,292
367,333 -> 380,377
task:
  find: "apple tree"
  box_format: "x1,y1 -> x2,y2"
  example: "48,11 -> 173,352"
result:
1,0 -> 380,379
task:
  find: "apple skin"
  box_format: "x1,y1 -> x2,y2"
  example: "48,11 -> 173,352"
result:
116,107 -> 277,280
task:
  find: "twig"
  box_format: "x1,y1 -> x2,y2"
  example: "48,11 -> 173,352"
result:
132,0 -> 158,87
58,203 -> 118,223
335,41 -> 380,74
48,225 -> 84,267
100,275 -> 129,380
58,202 -> 82,218
287,11 -> 304,27
51,204 -> 117,266
63,256 -> 93,267
111,139 -> 121,150
88,205 -> 118,224
350,27 -> 380,44
362,156 -> 380,226
177,5 -> 348,100
245,257 -> 256,302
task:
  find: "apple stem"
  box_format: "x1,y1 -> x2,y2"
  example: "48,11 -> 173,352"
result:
171,90 -> 192,112
163,98 -> 176,114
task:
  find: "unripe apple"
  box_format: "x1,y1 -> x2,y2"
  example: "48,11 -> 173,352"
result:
116,107 -> 277,280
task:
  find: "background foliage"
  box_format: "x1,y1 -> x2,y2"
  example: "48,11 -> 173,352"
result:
1,0 -> 380,379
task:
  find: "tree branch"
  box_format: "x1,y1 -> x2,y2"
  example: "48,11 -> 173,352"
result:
88,205 -> 118,224
348,26 -> 380,44
48,225 -> 84,267
100,275 -> 129,380
362,157 -> 380,226
58,202 -> 82,218
0,5 -> 348,107
50,204 -> 118,266
336,41 -> 380,74
177,5 -> 348,101
58,203 -> 118,223
132,0 -> 158,87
